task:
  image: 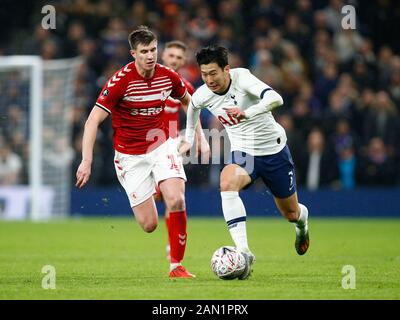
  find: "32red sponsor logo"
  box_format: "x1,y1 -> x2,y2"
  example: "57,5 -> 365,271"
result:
130,107 -> 163,116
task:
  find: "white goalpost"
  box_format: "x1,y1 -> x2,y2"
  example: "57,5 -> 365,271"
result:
0,56 -> 81,220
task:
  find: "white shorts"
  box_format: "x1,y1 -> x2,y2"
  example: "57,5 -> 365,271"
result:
114,138 -> 187,207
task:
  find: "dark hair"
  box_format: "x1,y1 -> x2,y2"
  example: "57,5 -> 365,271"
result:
195,46 -> 229,69
165,40 -> 187,52
128,25 -> 157,50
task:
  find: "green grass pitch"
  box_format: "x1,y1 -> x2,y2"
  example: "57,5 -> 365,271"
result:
0,217 -> 399,299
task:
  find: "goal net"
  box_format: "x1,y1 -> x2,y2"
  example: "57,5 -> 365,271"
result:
0,56 -> 81,220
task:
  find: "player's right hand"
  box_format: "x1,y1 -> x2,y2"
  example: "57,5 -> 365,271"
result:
178,140 -> 191,156
223,107 -> 246,120
76,160 -> 91,188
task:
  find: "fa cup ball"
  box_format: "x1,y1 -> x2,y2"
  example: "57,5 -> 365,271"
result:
210,246 -> 246,280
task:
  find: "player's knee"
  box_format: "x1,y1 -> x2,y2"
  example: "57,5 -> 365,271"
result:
142,221 -> 158,233
220,178 -> 238,191
284,210 -> 299,223
136,214 -> 158,233
165,194 -> 185,211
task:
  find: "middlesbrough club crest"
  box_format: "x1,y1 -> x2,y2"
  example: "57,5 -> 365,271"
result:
160,90 -> 169,101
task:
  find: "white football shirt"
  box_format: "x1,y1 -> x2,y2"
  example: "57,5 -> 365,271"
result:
191,68 -> 287,156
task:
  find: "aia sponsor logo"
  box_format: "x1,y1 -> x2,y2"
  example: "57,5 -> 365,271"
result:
218,114 -> 241,126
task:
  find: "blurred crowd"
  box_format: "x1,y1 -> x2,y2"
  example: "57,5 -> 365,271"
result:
0,0 -> 400,190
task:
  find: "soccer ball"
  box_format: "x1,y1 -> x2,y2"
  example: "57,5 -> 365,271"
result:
210,246 -> 246,280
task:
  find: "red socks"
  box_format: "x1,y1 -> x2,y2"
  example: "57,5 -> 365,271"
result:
168,210 -> 187,263
165,213 -> 171,243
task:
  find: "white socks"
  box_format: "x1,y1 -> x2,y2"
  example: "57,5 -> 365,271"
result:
221,191 -> 250,253
295,203 -> 309,235
221,191 -> 308,251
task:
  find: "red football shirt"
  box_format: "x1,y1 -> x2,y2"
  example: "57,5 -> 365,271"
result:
162,77 -> 195,138
95,62 -> 187,155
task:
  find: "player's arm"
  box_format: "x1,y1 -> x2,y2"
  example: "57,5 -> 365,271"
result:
179,99 -> 202,155
180,92 -> 210,160
76,107 -> 109,188
178,90 -> 191,111
242,89 -> 283,118
76,65 -> 126,188
170,72 -> 209,157
224,69 -> 283,120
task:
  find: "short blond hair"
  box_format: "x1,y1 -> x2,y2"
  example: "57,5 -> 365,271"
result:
165,40 -> 187,52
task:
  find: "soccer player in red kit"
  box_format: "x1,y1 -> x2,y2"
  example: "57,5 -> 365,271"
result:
76,26 -> 204,278
155,40 -> 209,261
161,41 -> 195,139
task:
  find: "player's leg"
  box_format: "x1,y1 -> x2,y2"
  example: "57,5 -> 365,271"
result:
159,177 -> 194,278
164,208 -> 171,261
220,163 -> 255,279
220,164 -> 252,252
260,145 -> 310,255
159,178 -> 186,263
114,151 -> 159,233
274,193 -> 309,255
162,135 -> 183,261
153,138 -> 194,278
153,186 -> 171,260
131,197 -> 158,233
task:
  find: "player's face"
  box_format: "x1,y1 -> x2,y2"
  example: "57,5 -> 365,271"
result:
131,40 -> 158,72
200,63 -> 230,94
162,47 -> 186,71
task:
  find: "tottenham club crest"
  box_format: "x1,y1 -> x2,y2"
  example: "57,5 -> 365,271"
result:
230,94 -> 238,105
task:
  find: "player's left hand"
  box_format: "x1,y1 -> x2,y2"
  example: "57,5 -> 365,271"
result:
223,107 -> 246,120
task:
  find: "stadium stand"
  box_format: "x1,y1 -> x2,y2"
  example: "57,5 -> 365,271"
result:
1,0 -> 399,193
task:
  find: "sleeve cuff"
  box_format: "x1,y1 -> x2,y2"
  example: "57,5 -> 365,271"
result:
178,89 -> 187,100
95,102 -> 111,114
260,88 -> 272,99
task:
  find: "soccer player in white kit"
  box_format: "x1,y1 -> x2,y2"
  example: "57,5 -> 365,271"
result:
179,46 -> 310,280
